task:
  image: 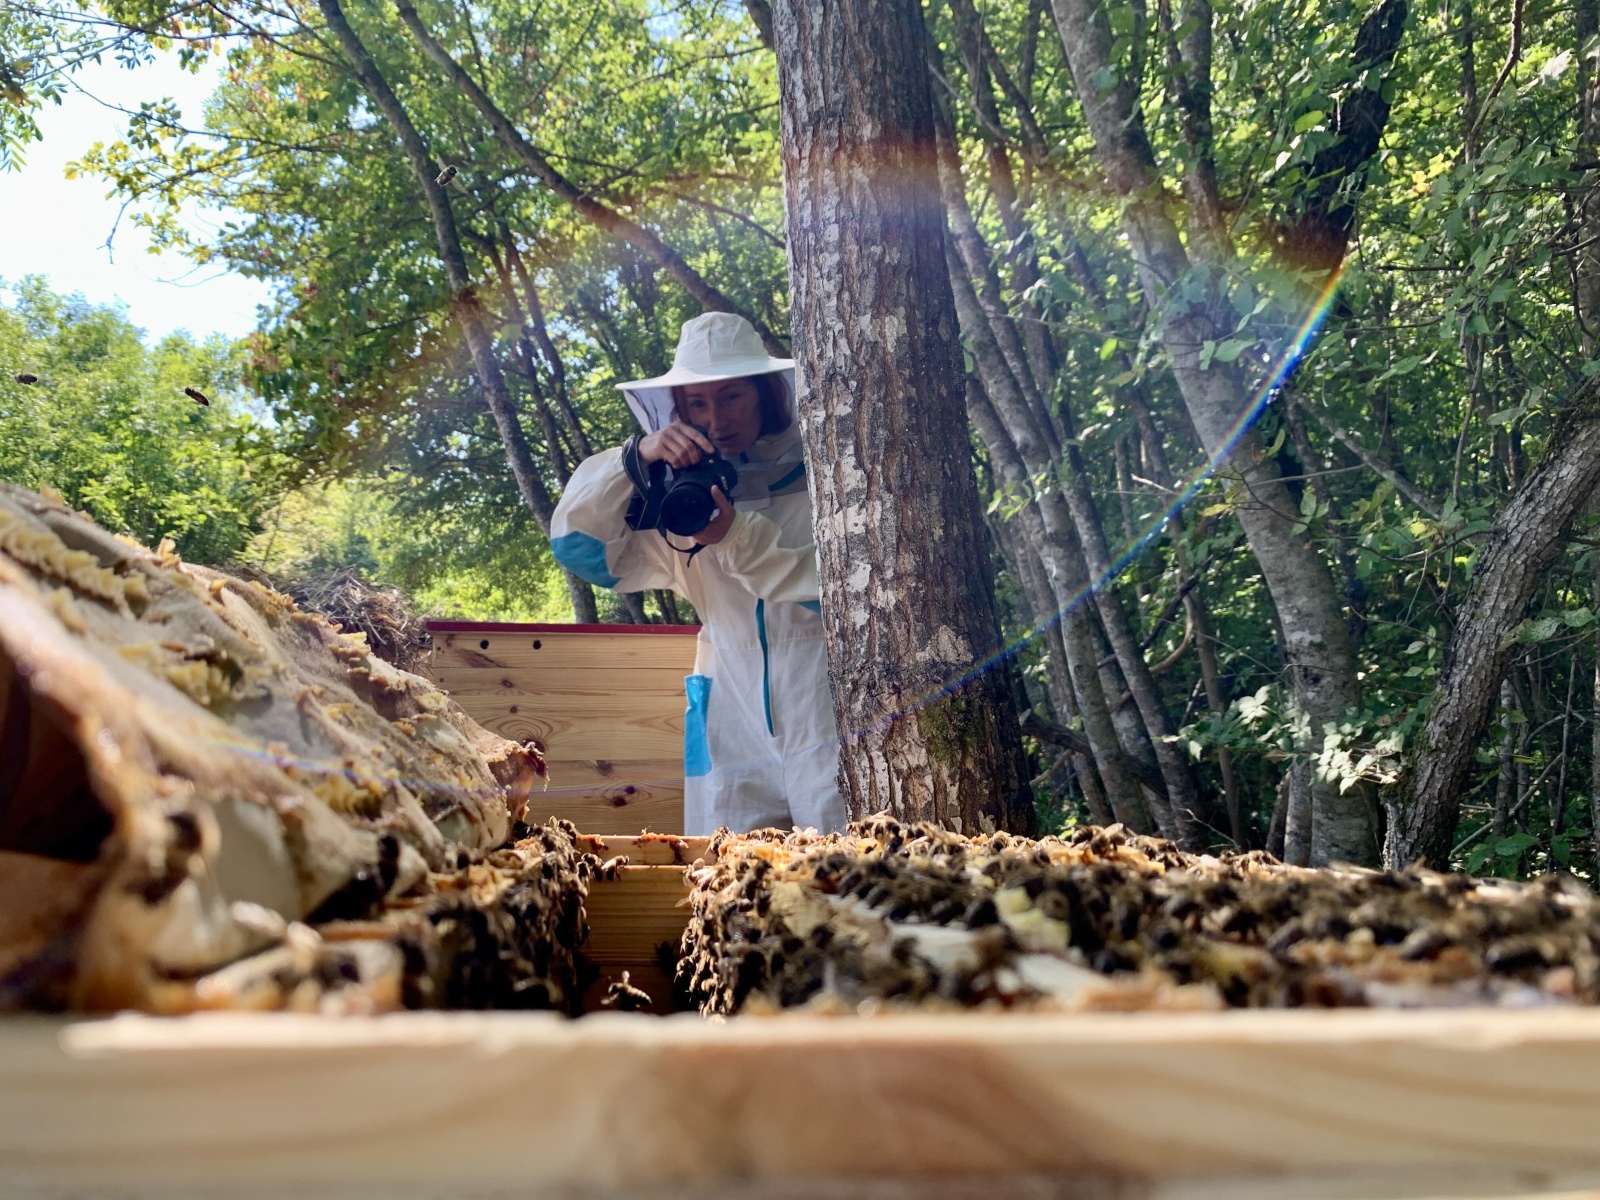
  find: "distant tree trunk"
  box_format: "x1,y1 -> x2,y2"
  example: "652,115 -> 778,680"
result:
1493,678 -> 1515,841
395,0 -> 788,357
1575,0 -> 1600,354
1271,0 -> 1408,274
771,0 -> 1034,834
1389,391 -> 1600,867
933,114 -> 1202,847
1049,0 -> 1380,865
967,379 -> 1151,828
484,230 -> 600,624
1281,760 -> 1313,867
315,0 -> 594,623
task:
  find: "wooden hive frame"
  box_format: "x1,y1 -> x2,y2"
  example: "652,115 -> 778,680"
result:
425,622 -> 704,1010
12,621 -> 1600,1198
5,1007 -> 1600,1199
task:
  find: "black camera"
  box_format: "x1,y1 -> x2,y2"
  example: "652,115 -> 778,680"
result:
623,435 -> 739,539
659,453 -> 739,537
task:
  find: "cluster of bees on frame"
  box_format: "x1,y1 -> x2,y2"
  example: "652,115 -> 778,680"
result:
677,817 -> 1600,1015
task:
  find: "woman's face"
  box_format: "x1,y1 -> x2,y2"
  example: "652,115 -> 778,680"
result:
678,377 -> 762,456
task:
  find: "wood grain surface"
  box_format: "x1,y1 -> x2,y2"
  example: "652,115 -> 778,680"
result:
585,865 -> 693,966
431,628 -> 701,672
576,835 -> 713,865
7,1009 -> 1600,1199
426,625 -> 696,832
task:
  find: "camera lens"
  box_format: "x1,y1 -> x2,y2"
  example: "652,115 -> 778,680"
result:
660,482 -> 716,536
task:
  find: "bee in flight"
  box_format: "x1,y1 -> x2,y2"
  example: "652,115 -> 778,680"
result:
184,387 -> 210,407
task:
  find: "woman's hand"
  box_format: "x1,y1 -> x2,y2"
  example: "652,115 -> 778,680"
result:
694,487 -> 738,546
637,422 -> 715,469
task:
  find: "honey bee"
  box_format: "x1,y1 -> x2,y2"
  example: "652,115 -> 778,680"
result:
184,387 -> 210,406
13,372 -> 38,384
436,165 -> 457,185
601,969 -> 652,1012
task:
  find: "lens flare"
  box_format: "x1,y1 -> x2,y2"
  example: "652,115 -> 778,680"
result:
841,267 -> 1349,748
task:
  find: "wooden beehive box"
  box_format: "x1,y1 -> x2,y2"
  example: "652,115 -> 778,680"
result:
11,622 -> 1600,1198
426,621 -> 699,834
425,622 -> 703,1011
6,1008 -> 1600,1199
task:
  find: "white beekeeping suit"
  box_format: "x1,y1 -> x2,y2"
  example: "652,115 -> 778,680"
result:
551,314 -> 846,836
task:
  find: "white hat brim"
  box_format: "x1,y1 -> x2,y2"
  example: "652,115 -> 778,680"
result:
619,366 -> 797,436
614,354 -> 794,393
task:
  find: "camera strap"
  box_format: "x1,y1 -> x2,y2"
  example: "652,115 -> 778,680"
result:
622,435 -> 667,533
623,435 -> 708,565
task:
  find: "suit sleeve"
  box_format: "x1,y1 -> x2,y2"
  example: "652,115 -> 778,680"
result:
704,510 -> 819,606
550,447 -> 680,594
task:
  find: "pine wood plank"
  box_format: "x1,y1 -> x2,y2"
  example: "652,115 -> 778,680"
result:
430,630 -> 700,673
429,665 -> 692,702
583,865 -> 692,966
444,692 -> 689,727
525,786 -> 685,834
7,1010 -> 1600,1198
542,758 -> 687,793
467,707 -> 684,760
424,625 -> 696,833
576,835 -> 712,865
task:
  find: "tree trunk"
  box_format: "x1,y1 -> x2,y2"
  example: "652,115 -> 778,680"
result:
934,120 -> 1202,846
315,0 -> 593,620
1048,0 -> 1380,865
1281,760 -> 1314,867
1576,0 -> 1600,353
1272,0 -> 1407,275
1493,678 -> 1515,841
1390,398 -> 1600,867
485,233 -> 600,624
1593,553 -> 1600,884
968,379 -> 1152,828
771,0 -> 1034,834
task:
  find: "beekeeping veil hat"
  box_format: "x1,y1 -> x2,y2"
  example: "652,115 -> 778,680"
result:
616,312 -> 795,435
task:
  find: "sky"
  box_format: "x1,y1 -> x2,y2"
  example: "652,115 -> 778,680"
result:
0,52 -> 273,344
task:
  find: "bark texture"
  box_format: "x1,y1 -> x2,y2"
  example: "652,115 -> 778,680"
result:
1576,0 -> 1600,352
1274,0 -> 1409,275
1388,394 -> 1600,867
772,0 -> 1033,834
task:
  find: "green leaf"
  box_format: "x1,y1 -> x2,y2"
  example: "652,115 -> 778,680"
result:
1213,336 -> 1251,363
1494,833 -> 1538,856
1293,110 -> 1325,133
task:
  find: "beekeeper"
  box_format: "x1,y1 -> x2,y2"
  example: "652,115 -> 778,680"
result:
551,313 -> 846,836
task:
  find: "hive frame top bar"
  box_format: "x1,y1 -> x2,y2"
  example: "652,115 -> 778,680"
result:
6,1008 -> 1600,1200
